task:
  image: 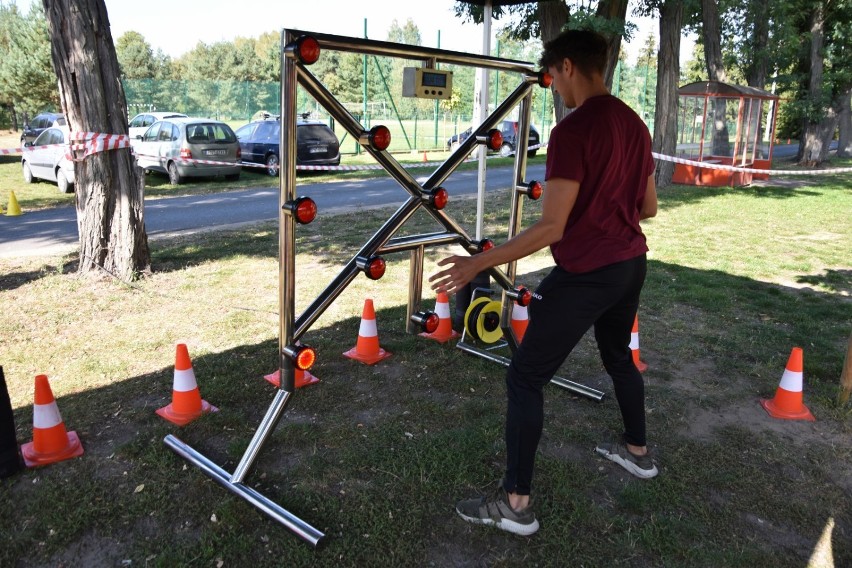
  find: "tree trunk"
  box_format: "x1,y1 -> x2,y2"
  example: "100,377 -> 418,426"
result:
595,0 -> 629,90
538,0 -> 570,123
797,2 -> 828,166
653,0 -> 682,187
839,332 -> 852,406
745,0 -> 770,89
701,0 -> 730,156
838,88 -> 852,157
42,0 -> 150,280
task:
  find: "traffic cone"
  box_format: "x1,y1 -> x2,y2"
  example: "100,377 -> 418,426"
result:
0,367 -> 23,477
343,298 -> 391,364
5,191 -> 22,217
263,367 -> 319,389
422,150 -> 428,162
630,314 -> 648,372
511,303 -> 530,343
760,347 -> 815,421
20,375 -> 84,467
420,291 -> 460,343
156,344 -> 218,426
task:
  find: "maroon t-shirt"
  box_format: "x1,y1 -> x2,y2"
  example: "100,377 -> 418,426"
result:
545,94 -> 655,273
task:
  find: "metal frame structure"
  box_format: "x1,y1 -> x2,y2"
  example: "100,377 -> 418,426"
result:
164,29 -> 600,547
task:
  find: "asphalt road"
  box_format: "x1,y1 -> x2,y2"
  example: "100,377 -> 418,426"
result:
0,163 -> 546,258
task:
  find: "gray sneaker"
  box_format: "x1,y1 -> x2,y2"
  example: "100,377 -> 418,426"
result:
595,441 -> 659,479
455,486 -> 540,536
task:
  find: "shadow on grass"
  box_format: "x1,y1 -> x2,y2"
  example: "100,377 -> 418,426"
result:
1,275 -> 850,566
0,255 -> 78,292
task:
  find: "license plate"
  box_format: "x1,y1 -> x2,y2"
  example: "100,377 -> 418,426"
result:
204,149 -> 227,156
309,146 -> 327,154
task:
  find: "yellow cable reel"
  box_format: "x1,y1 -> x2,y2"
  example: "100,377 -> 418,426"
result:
464,296 -> 504,344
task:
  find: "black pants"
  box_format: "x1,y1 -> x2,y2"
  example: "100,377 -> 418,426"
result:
502,255 -> 647,496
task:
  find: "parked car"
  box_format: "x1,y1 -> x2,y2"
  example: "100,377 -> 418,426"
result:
21,126 -> 75,193
128,111 -> 188,140
446,120 -> 541,158
21,112 -> 66,146
132,117 -> 241,185
235,115 -> 341,176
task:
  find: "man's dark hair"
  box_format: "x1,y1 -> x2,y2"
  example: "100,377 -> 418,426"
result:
539,29 -> 608,78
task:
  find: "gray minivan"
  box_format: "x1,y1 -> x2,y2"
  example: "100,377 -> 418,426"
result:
132,117 -> 241,185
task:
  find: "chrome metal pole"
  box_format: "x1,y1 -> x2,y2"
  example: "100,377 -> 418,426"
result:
406,246 -> 425,334
164,434 -> 325,547
230,389 -> 292,483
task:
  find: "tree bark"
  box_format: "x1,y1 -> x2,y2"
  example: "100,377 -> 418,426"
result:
42,0 -> 150,281
701,0 -> 730,156
653,0 -> 682,187
838,88 -> 852,158
745,0 -> 770,89
797,2 -> 828,166
595,0 -> 629,90
839,332 -> 852,406
538,0 -> 570,123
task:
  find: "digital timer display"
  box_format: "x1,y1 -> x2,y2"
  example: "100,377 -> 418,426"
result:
421,72 -> 447,88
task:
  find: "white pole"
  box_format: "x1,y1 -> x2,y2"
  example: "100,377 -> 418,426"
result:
473,0 -> 492,240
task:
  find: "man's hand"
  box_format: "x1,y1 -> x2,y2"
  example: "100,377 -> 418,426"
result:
428,255 -> 482,295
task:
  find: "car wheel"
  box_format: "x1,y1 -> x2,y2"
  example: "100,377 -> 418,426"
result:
265,153 -> 279,177
167,162 -> 183,185
22,161 -> 34,184
499,143 -> 514,158
56,170 -> 73,193
527,150 -> 538,158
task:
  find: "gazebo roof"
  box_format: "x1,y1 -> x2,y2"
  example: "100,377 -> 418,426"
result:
678,81 -> 778,100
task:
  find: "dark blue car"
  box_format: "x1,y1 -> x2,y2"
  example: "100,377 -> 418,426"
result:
235,116 -> 341,176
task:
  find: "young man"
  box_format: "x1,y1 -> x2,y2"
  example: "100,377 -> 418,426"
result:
429,29 -> 658,536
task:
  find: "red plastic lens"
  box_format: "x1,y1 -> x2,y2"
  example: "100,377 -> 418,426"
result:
516,288 -> 532,307
487,129 -> 503,151
294,346 -> 316,370
369,126 -> 391,151
478,238 -> 494,252
432,187 -> 448,210
540,72 -> 553,88
295,197 -> 317,224
366,257 -> 386,280
297,36 -> 320,65
424,313 -> 440,333
528,181 -> 543,200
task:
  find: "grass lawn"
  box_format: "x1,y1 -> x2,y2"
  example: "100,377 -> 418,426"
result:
0,146 -> 850,566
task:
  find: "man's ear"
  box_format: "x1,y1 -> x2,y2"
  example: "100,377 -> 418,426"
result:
562,58 -> 573,77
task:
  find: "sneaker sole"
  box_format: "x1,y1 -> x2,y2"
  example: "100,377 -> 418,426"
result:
456,508 -> 540,536
595,446 -> 659,479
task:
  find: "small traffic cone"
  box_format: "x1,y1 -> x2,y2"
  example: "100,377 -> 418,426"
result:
156,344 -> 218,426
511,303 -> 530,343
343,298 -> 391,364
630,314 -> 648,372
0,367 -> 23,477
263,367 -> 320,389
420,291 -> 460,343
21,375 -> 84,467
760,347 -> 815,421
5,191 -> 22,217
422,151 -> 428,162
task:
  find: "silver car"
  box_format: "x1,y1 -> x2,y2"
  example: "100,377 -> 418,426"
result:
21,126 -> 75,193
133,117 -> 241,185
128,111 -> 188,140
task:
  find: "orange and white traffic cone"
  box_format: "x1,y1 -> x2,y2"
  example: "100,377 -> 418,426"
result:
156,344 -> 218,426
422,151 -> 428,162
630,314 -> 648,372
343,298 -> 391,365
511,303 -> 530,343
263,368 -> 320,389
420,291 -> 460,343
760,347 -> 815,421
21,375 -> 84,468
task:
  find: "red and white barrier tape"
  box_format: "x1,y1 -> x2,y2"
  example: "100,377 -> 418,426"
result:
69,132 -> 132,161
651,152 -> 852,175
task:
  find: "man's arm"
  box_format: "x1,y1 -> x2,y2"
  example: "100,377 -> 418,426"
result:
640,174 -> 657,220
429,178 -> 580,294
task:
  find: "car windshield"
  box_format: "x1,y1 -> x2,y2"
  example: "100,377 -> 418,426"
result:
56,117 -> 67,126
299,124 -> 336,143
186,123 -> 237,144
